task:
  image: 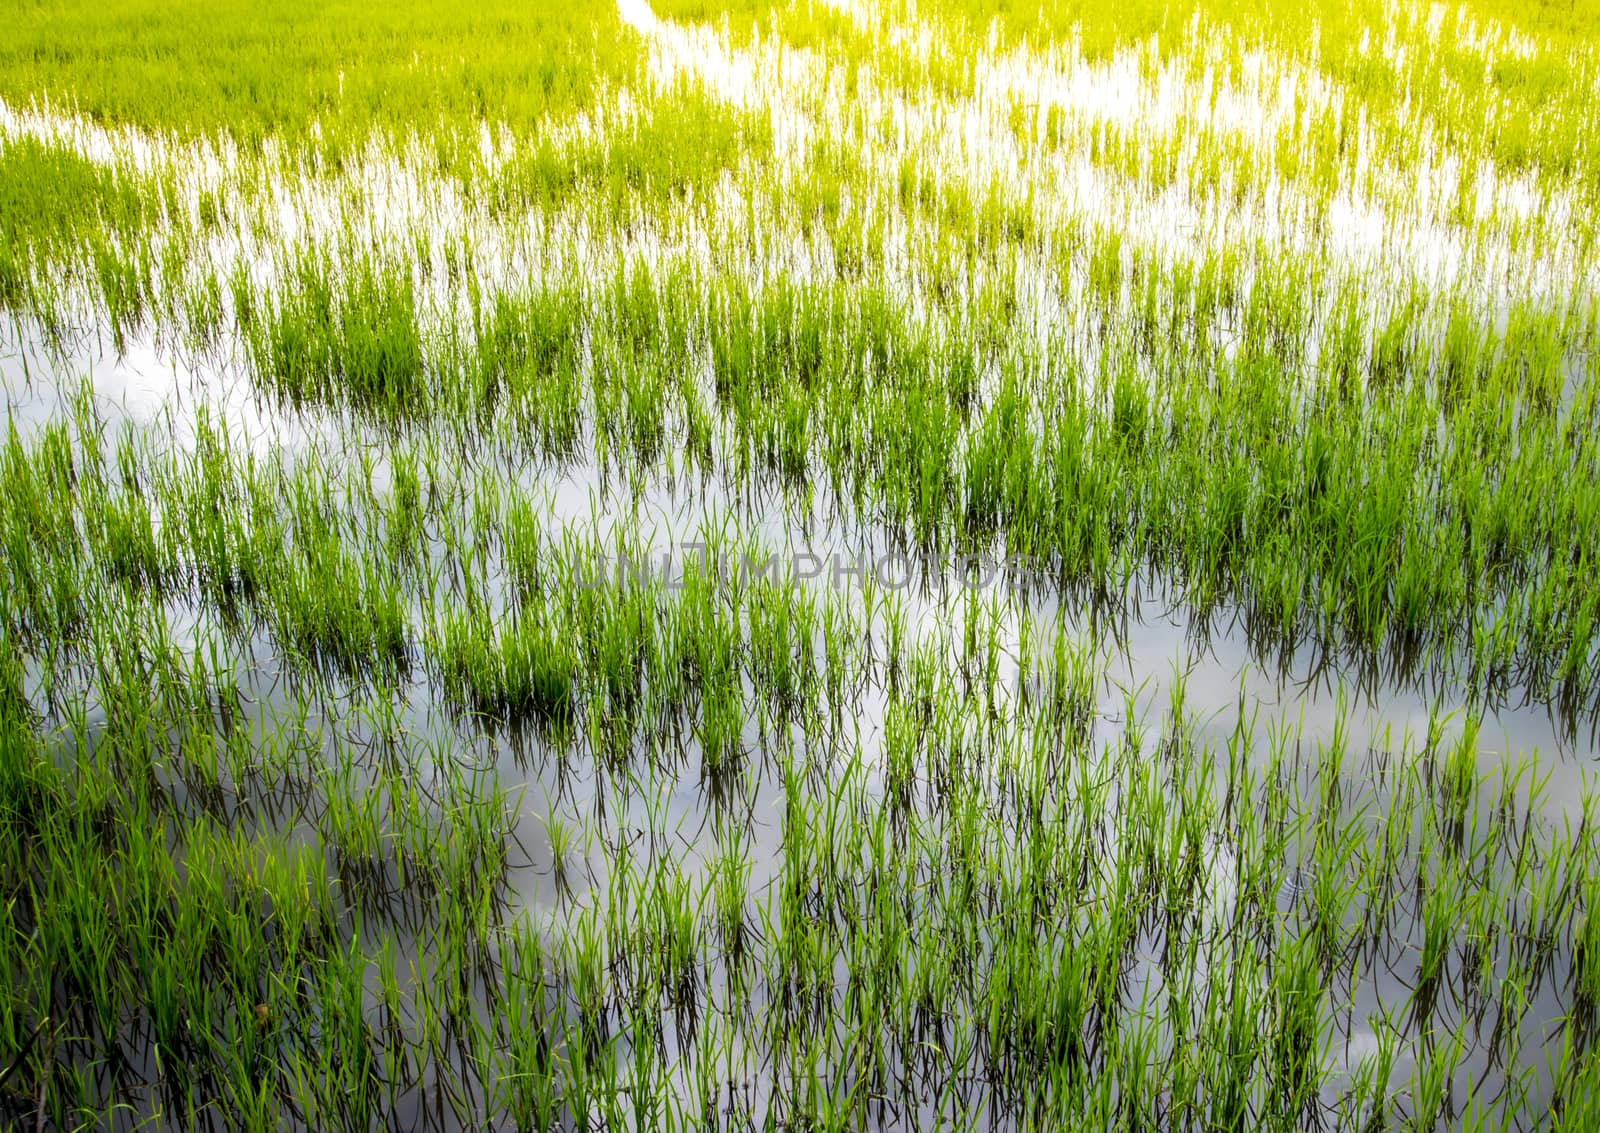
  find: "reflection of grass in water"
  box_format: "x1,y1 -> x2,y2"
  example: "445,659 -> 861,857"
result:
247,251 -> 426,419
0,409 -> 1594,1123
231,259 -> 1594,712
0,0 -> 1599,1125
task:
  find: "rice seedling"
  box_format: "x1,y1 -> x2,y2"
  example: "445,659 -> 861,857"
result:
1,0 -> 1599,1126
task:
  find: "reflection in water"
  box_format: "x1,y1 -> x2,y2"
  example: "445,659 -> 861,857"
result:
4,318 -> 1596,1130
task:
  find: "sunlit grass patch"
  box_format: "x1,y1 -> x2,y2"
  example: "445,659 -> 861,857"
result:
0,0 -> 646,158
486,78 -> 771,218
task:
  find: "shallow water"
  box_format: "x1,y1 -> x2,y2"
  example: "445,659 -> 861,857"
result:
6,314 -> 1594,1128
4,0 -> 1598,1120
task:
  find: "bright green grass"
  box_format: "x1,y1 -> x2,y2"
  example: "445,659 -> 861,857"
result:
0,0 -> 644,151
2,0 -> 1599,1126
0,137 -> 180,317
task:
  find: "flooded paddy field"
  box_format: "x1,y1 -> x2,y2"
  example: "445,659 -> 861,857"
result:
2,0 -> 1600,1129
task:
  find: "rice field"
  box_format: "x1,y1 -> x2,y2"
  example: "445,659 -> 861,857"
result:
2,0 -> 1599,1128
